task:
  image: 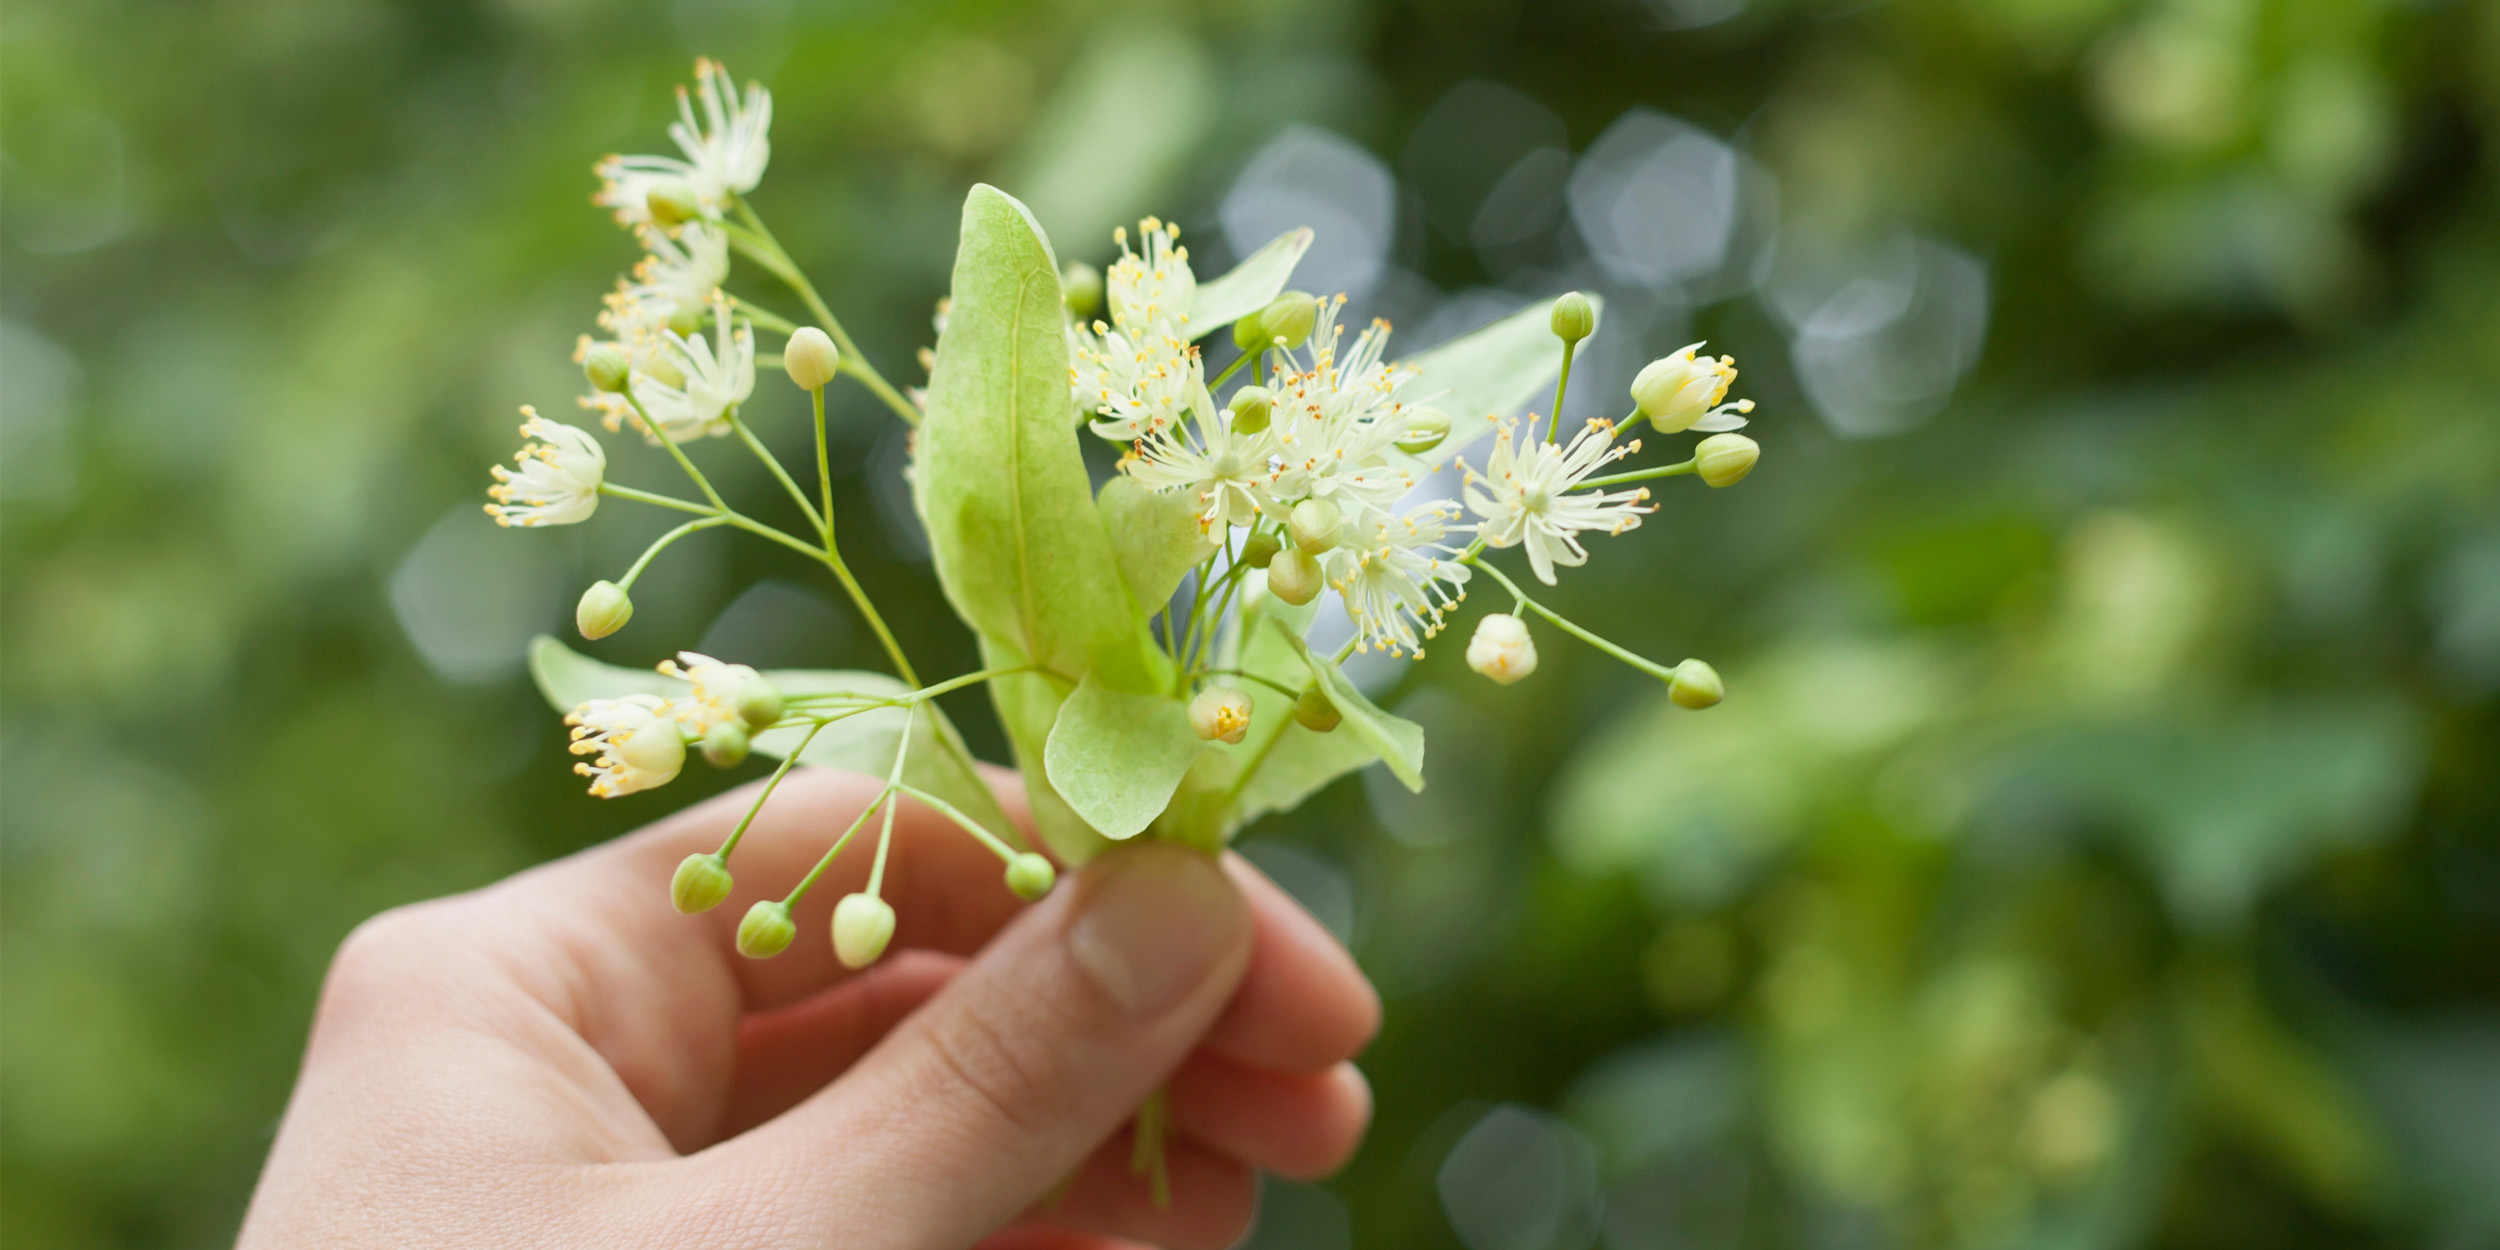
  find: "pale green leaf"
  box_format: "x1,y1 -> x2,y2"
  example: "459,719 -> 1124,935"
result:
1044,673 -> 1203,840
1186,228 -> 1313,341
1099,475 -> 1215,614
1402,294 -> 1602,462
529,633 -> 682,705
983,659 -> 1109,864
1279,626 -> 1425,791
1207,583 -> 1379,828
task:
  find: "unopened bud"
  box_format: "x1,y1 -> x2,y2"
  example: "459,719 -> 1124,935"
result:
702,720 -> 750,768
670,853 -> 734,914
1694,433 -> 1758,488
1239,531 -> 1282,570
667,300 -> 705,337
736,900 -> 796,958
1289,498 -> 1343,553
1062,262 -> 1103,318
1266,547 -> 1324,605
1395,406 -> 1452,455
1631,347 -> 1738,434
577,580 -> 634,640
832,892 -> 897,968
1550,291 -> 1596,344
1293,687 -> 1342,732
1669,659 -> 1724,709
1189,686 -> 1254,744
1258,291 -> 1319,349
1466,613 -> 1538,685
784,327 -> 841,391
1005,853 -> 1056,900
645,178 -> 702,226
735,675 -> 784,731
1227,385 -> 1273,434
583,343 -> 633,394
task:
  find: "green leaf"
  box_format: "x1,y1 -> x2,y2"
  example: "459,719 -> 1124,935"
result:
983,660 -> 1108,864
1207,584 -> 1379,828
525,635 -> 1020,844
1278,626 -> 1425,791
1044,673 -> 1203,840
1099,475 -> 1215,614
1186,227 -> 1312,341
1402,294 -> 1602,461
916,184 -> 1158,691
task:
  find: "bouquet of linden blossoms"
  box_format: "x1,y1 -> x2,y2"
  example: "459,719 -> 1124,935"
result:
492,59 -> 1757,1032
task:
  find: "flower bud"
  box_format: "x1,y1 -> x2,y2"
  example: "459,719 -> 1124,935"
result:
735,675 -> 784,731
1289,498 -> 1343,554
1266,547 -> 1324,605
1669,659 -> 1724,709
1189,686 -> 1254,744
1630,347 -> 1738,433
1240,531 -> 1282,569
1467,613 -> 1538,685
1292,687 -> 1342,732
1395,406 -> 1452,455
1227,385 -> 1273,434
670,853 -> 734,914
582,343 -> 633,395
667,300 -> 706,337
784,327 -> 841,391
1257,291 -> 1319,349
576,580 -> 634,640
1694,433 -> 1759,488
1062,262 -> 1103,318
645,178 -> 702,226
832,892 -> 897,968
1005,853 -> 1056,900
1550,291 -> 1596,344
736,900 -> 796,958
701,720 -> 750,768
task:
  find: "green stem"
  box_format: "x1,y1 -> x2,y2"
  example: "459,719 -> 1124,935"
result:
617,515 -> 730,590
730,295 -> 799,334
824,548 -> 919,688
598,482 -> 714,516
716,721 -> 826,865
1580,457 -> 1697,491
1547,339 -> 1577,445
895,783 -> 1021,864
1463,555 -> 1682,682
1208,349 -> 1255,390
621,391 -> 729,512
866,706 -> 915,897
728,412 -> 827,539
1201,668 -> 1301,698
811,387 -> 833,548
730,200 -> 921,427
782,777 -> 887,906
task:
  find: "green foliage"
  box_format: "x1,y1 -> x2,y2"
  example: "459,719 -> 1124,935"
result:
1185,227 -> 1313,340
1097,476 -> 1216,614
1279,628 -> 1424,792
1043,672 -> 1205,840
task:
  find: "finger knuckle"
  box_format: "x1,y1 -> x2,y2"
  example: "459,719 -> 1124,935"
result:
920,998 -> 1063,1141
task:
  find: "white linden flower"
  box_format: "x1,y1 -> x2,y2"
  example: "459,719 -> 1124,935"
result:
628,293 -> 754,442
567,695 -> 686,797
1076,316 -> 1205,442
1325,500 -> 1472,657
631,220 -> 731,318
1466,613 -> 1538,685
1122,403 -> 1278,531
485,407 -> 605,527
1464,417 -> 1654,586
1260,299 -> 1420,525
1105,217 -> 1196,337
594,59 -> 772,224
656,651 -> 760,734
1630,342 -> 1754,434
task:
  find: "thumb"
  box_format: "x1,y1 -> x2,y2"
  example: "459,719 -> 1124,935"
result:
718,841 -> 1252,1245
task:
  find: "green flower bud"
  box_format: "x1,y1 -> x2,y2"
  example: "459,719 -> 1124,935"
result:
736,900 -> 796,959
1293,687 -> 1342,732
666,300 -> 705,337
1289,498 -> 1343,554
1550,291 -> 1596,344
582,343 -> 633,395
784,327 -> 841,391
1258,290 -> 1319,349
1005,853 -> 1057,901
1669,659 -> 1725,709
670,853 -> 734,915
1189,686 -> 1254,744
735,675 -> 784,731
1694,433 -> 1759,488
1227,385 -> 1273,434
1266,547 -> 1324,605
832,892 -> 897,968
1239,532 -> 1282,570
701,720 -> 750,769
1395,406 -> 1452,455
576,580 -> 634,640
645,178 -> 702,227
1063,262 -> 1103,318
1233,313 -> 1267,351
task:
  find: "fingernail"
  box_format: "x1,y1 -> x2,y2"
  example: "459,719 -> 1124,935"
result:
1067,843 -> 1244,1017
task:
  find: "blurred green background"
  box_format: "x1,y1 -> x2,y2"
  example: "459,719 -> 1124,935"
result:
5,0 -> 2497,1246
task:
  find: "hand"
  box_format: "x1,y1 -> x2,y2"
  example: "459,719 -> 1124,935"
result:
238,768 -> 1378,1249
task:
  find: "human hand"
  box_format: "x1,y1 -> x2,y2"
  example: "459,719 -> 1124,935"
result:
238,768 -> 1377,1249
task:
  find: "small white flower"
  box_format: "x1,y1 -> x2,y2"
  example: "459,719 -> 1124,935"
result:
1106,217 -> 1196,337
1629,343 -> 1753,434
1466,613 -> 1538,685
567,695 -> 686,797
1464,417 -> 1653,586
1261,300 -> 1420,525
1121,401 -> 1276,531
485,407 -> 604,527
656,651 -> 761,734
631,220 -> 731,318
1325,500 -> 1472,657
628,293 -> 754,442
594,59 -> 772,224
1076,316 -> 1204,442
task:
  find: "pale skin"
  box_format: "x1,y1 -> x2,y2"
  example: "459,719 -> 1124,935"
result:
239,767 -> 1379,1250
